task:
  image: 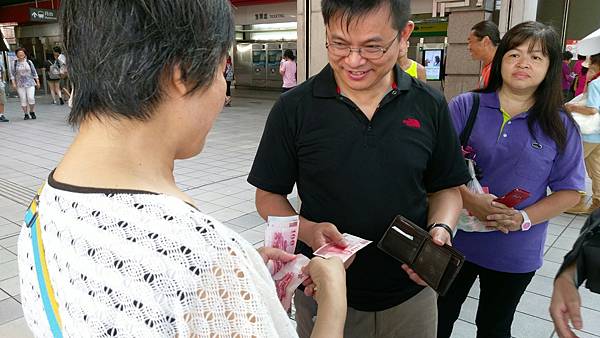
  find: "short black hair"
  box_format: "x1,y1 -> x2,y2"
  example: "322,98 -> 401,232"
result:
61,0 -> 234,126
52,46 -> 62,54
321,0 -> 410,32
578,54 -> 587,60
283,49 -> 295,61
471,21 -> 500,46
562,51 -> 573,60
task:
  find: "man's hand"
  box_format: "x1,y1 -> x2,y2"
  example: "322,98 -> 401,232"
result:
257,246 -> 296,265
429,226 -> 452,246
401,226 -> 451,287
550,265 -> 582,338
303,221 -> 348,251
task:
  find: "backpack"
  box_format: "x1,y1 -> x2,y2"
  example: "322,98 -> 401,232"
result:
48,60 -> 61,80
13,59 -> 36,78
557,208 -> 600,293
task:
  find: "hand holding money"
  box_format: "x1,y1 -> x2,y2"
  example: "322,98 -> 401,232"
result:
304,221 -> 348,251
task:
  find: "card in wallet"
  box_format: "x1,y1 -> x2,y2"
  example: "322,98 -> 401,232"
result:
377,215 -> 465,296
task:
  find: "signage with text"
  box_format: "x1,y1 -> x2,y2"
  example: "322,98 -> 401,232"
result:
29,8 -> 58,23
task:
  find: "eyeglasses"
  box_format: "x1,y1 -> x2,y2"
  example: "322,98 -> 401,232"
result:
326,32 -> 400,60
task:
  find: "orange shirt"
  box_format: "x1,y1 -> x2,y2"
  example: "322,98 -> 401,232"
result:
479,62 -> 492,89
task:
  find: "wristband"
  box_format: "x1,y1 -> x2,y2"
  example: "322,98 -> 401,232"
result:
427,223 -> 454,243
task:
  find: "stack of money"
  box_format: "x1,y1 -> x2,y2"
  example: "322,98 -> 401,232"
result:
265,215 -> 309,311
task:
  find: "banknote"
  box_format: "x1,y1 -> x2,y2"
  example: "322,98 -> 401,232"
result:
313,233 -> 372,262
273,254 -> 310,311
265,215 -> 299,275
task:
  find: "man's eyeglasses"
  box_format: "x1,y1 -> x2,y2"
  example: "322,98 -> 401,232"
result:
326,32 -> 400,60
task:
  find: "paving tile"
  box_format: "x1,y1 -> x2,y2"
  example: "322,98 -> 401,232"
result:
516,291 -> 551,321
553,235 -> 578,251
0,298 -> 23,325
511,311 -> 554,338
536,259 -> 562,279
450,319 -> 477,338
544,247 -> 570,264
229,212 -> 265,230
239,229 -> 265,245
0,277 -> 20,297
0,317 -> 34,338
0,261 -> 19,281
527,274 -> 555,298
0,249 -> 17,264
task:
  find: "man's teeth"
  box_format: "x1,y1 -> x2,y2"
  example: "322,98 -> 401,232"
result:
351,71 -> 366,75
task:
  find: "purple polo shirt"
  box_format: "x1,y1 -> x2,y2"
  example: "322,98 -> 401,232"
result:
449,91 -> 585,273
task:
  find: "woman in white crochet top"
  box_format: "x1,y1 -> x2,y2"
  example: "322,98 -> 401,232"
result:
17,1 -> 347,337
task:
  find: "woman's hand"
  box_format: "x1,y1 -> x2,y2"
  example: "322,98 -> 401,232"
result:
485,206 -> 523,234
465,193 -> 518,225
35,81 -> 41,89
550,264 -> 582,338
257,247 -> 296,265
302,257 -> 346,303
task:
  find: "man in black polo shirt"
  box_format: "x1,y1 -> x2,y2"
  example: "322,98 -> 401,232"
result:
248,0 -> 470,337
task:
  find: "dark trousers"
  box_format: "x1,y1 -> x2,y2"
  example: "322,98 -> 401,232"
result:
226,81 -> 231,97
437,261 -> 535,338
282,87 -> 292,93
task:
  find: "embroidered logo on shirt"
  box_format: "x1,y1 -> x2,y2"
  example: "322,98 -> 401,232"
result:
402,118 -> 421,129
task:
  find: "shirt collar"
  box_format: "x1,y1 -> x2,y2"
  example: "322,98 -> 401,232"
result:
313,64 -> 412,98
480,91 -> 530,119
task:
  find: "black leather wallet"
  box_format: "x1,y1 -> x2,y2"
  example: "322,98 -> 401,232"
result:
377,215 -> 465,296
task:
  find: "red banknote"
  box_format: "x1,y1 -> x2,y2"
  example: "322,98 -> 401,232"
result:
313,233 -> 372,262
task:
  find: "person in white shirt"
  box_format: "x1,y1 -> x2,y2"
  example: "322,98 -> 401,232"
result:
18,1 -> 347,337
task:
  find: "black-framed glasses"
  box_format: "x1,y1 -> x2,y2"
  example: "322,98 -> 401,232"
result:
326,31 -> 400,60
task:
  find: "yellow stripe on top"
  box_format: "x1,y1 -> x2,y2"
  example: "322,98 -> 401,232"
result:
34,199 -> 62,326
405,60 -> 418,79
499,108 -> 512,138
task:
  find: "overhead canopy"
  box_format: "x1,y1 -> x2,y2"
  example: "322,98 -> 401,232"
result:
577,28 -> 600,56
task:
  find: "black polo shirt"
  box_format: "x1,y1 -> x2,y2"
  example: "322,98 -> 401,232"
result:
248,64 -> 470,311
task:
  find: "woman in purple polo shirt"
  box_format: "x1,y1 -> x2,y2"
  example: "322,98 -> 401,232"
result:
437,21 -> 585,338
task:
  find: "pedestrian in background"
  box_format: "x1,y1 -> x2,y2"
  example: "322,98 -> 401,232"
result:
224,54 -> 234,106
468,20 -> 500,89
573,54 -> 588,97
10,47 -> 40,120
562,51 -> 575,101
47,48 -> 66,105
438,21 -> 585,338
0,62 -> 7,122
279,49 -> 296,93
397,40 -> 426,81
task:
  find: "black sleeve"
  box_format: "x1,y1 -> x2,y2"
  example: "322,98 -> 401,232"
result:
247,96 -> 298,195
423,96 -> 470,193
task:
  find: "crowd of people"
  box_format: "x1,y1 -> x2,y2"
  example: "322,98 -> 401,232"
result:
12,0 -> 600,338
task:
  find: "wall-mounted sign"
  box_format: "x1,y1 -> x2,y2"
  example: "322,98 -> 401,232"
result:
29,8 -> 58,23
254,12 -> 289,21
565,39 -> 579,59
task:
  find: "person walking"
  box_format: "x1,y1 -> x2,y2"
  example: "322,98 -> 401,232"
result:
0,62 -> 7,122
468,21 -> 500,89
279,49 -> 296,93
565,53 -> 600,214
437,21 -> 585,338
562,51 -> 575,101
224,55 -> 234,106
47,48 -> 65,105
10,47 -> 40,120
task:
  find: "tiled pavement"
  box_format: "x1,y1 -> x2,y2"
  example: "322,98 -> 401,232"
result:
0,90 -> 598,337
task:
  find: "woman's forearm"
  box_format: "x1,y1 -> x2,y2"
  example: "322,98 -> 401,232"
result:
525,190 -> 580,225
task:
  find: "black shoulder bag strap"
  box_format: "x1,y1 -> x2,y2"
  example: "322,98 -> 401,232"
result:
459,92 -> 480,147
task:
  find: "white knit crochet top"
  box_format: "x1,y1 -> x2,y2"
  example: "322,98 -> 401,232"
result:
18,177 -> 298,337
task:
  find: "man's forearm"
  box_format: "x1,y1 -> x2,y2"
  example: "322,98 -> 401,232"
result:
427,187 -> 463,229
255,188 -> 316,244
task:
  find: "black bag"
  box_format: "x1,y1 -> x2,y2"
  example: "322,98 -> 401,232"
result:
557,209 -> 600,293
